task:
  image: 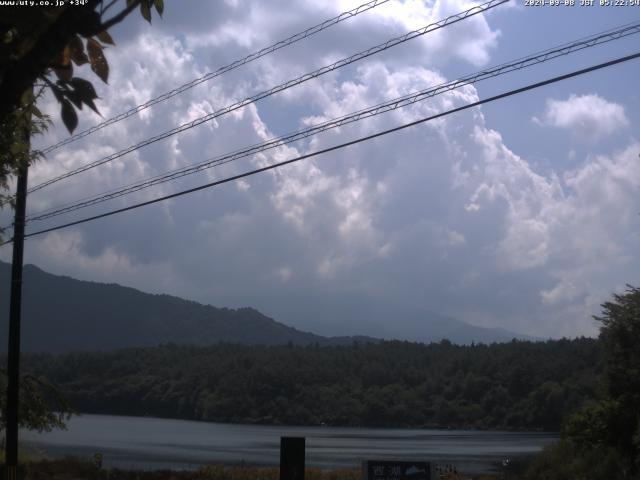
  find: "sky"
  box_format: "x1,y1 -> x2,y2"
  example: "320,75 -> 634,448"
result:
1,0 -> 639,340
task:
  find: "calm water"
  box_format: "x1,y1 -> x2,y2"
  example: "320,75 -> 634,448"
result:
21,414 -> 557,473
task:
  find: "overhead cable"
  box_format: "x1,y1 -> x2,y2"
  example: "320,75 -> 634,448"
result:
3,50 -> 636,245
40,0 -> 392,155
28,0 -> 508,194
24,21 -> 640,224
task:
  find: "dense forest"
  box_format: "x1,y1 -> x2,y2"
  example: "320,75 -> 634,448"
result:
19,337 -> 602,431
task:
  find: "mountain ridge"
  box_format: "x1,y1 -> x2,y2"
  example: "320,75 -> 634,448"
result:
0,261 -> 534,352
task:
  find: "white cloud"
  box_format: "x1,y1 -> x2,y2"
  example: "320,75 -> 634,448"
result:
541,275 -> 584,307
5,0 -> 638,343
275,266 -> 292,283
447,229 -> 466,247
182,0 -> 501,79
11,230 -> 177,294
466,126 -> 564,271
463,130 -> 640,334
535,94 -> 629,139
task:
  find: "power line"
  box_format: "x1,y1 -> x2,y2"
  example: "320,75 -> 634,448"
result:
40,0 -> 392,155
3,50 -> 636,246
27,0 -> 508,194
23,21 -> 640,224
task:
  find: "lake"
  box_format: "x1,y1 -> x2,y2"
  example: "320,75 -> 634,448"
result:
21,414 -> 557,474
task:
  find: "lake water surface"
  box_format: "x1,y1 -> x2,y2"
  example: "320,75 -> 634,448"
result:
22,414 -> 558,474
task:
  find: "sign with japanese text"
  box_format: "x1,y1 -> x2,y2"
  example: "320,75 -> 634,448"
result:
363,460 -> 433,480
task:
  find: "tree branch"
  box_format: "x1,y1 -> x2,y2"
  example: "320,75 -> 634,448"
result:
101,0 -> 121,16
99,0 -> 141,32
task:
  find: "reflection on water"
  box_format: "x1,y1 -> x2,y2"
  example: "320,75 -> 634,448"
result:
22,414 -> 557,473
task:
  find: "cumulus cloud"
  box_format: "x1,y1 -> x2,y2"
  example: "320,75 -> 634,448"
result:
534,94 -> 629,140
461,128 -> 640,335
466,126 -> 564,271
3,0 -> 638,342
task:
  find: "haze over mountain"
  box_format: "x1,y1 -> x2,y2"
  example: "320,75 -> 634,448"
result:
0,261 -> 533,353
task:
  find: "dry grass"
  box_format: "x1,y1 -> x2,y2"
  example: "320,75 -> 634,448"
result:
19,459 -> 363,480
14,458 -> 511,480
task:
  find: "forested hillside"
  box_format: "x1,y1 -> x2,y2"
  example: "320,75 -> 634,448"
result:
21,338 -> 601,431
0,262 -> 533,351
0,262 -> 377,352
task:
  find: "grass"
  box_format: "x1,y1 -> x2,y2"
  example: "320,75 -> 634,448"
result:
17,459 -> 360,480
5,458 -> 514,480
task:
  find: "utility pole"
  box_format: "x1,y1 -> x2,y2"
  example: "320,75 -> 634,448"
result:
4,127 -> 29,480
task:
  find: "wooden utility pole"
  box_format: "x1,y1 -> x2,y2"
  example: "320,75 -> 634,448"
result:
280,437 -> 305,480
4,132 -> 29,480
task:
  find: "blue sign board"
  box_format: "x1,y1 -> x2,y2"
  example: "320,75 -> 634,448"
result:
363,460 -> 433,480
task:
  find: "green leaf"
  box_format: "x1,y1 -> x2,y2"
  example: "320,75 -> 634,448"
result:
66,90 -> 83,110
10,141 -> 25,155
61,45 -> 72,66
54,65 -> 73,82
96,30 -> 115,46
50,84 -> 64,103
20,88 -> 34,105
83,97 -> 99,114
70,77 -> 100,114
70,77 -> 97,98
32,106 -> 44,120
3,28 -> 17,44
68,36 -> 89,66
140,0 -> 151,22
61,99 -> 78,134
154,0 -> 164,16
87,38 -> 109,83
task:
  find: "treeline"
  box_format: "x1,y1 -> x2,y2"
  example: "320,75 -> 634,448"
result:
20,338 -> 602,431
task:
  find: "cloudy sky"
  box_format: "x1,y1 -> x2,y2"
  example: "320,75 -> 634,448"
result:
2,0 -> 639,339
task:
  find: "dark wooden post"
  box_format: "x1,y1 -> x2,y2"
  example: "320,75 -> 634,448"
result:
280,437 -> 305,480
3,130 -> 29,480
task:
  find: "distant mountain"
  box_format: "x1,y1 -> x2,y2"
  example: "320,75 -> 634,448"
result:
0,262 -> 376,353
0,261 -> 534,353
362,303 -> 539,345
265,293 -> 538,344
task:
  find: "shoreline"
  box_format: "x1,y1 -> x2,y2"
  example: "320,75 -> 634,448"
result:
20,413 -> 554,475
34,411 -> 564,435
